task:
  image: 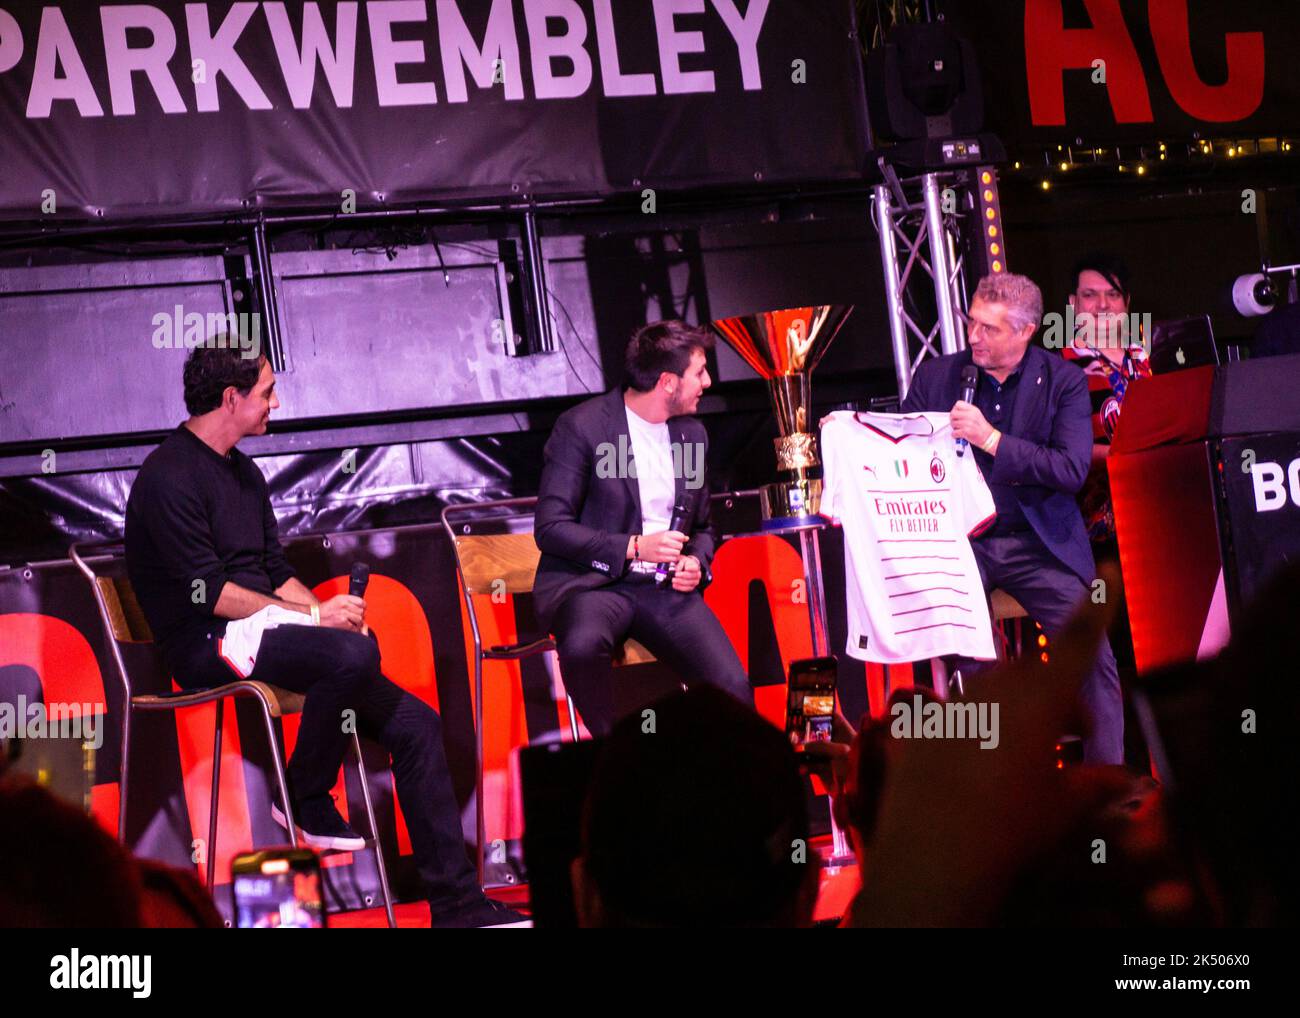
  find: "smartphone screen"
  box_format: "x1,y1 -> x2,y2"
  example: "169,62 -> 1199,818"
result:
232,850 -> 326,928
786,656 -> 838,748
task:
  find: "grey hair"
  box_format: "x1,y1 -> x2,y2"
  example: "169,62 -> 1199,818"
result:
973,272 -> 1044,334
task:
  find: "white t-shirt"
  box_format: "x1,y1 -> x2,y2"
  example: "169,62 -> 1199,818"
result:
625,403 -> 675,534
820,411 -> 997,664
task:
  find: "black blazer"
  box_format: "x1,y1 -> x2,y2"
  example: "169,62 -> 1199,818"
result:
533,389 -> 716,628
900,345 -> 1097,585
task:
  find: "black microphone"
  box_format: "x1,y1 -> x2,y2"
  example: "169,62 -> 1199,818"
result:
956,364 -> 979,457
656,494 -> 695,587
349,562 -> 370,598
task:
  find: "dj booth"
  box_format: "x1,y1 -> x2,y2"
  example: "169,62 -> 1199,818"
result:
1109,352 -> 1300,675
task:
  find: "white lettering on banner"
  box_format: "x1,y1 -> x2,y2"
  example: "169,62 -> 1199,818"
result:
654,0 -> 715,95
26,8 -> 104,117
438,0 -> 526,102
368,1 -> 440,106
264,2 -> 359,109
524,0 -> 592,100
593,0 -> 656,96
713,0 -> 768,90
101,5 -> 188,116
185,2 -> 273,111
1250,459 -> 1300,511
10,0 -> 774,117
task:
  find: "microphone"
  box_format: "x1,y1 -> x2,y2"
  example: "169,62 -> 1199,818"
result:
956,365 -> 979,457
349,562 -> 370,598
656,494 -> 695,587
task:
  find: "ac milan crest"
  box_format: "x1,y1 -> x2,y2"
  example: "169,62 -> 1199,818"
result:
930,454 -> 946,483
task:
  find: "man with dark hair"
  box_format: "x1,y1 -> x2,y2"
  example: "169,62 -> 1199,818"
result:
1068,252 -> 1131,320
125,339 -> 521,926
534,320 -> 753,736
571,686 -> 819,927
900,274 -> 1124,765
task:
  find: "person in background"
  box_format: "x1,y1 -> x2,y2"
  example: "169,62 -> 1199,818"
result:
1061,253 -> 1153,544
1060,255 -> 1151,749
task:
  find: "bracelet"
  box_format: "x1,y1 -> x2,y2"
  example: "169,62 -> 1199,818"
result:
633,535 -> 640,561
981,430 -> 1000,453
309,603 -> 320,626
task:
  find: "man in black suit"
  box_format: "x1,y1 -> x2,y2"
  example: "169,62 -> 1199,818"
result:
534,320 -> 753,736
900,273 -> 1124,764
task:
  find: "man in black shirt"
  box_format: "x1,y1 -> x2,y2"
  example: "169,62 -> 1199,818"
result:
125,341 -> 521,926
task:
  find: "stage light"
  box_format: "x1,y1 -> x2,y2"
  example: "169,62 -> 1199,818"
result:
1040,179 -> 1051,190
973,164 -> 1007,274
1013,161 -> 1021,169
1228,146 -> 1237,157
1118,164 -> 1126,172
1059,161 -> 1068,171
1136,165 -> 1146,175
1159,142 -> 1166,151
1040,652 -> 1049,663
1037,634 -> 1048,648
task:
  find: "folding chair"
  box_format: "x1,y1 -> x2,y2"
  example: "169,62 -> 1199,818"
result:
69,540 -> 395,927
441,496 -> 656,884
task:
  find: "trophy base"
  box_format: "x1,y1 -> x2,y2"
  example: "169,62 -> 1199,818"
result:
759,479 -> 823,528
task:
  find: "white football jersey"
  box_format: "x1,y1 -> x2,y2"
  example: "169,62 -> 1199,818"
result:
820,411 -> 997,664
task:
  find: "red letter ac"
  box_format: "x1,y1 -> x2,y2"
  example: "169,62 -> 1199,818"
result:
1148,0 -> 1264,122
1025,0 -> 1153,125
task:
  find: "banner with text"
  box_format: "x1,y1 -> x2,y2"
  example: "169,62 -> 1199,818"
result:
0,0 -> 870,220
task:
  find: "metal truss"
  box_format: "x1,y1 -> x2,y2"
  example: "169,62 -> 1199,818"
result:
872,164 -> 977,401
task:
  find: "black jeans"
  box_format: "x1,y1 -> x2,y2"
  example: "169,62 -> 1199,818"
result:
551,575 -> 754,737
181,624 -> 480,911
954,531 -> 1125,766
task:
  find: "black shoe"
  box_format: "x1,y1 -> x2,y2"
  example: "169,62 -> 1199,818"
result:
271,793 -> 366,852
428,897 -> 528,928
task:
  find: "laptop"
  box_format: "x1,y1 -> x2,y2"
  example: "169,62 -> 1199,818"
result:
1149,315 -> 1221,373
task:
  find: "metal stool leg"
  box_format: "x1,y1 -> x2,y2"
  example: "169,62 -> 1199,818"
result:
473,651 -> 486,886
931,656 -> 950,700
206,701 -> 224,891
117,706 -> 132,844
566,695 -> 580,743
259,703 -> 298,849
351,732 -> 396,928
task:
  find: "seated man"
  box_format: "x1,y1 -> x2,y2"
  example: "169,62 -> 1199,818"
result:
533,320 -> 754,736
900,272 -> 1124,765
125,340 -> 521,927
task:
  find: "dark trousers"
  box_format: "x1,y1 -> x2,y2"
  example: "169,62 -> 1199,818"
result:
956,531 -> 1125,765
182,624 -> 480,911
551,575 -> 754,737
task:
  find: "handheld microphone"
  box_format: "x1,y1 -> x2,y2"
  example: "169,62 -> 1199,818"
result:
656,494 -> 695,587
349,562 -> 370,598
956,365 -> 979,457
